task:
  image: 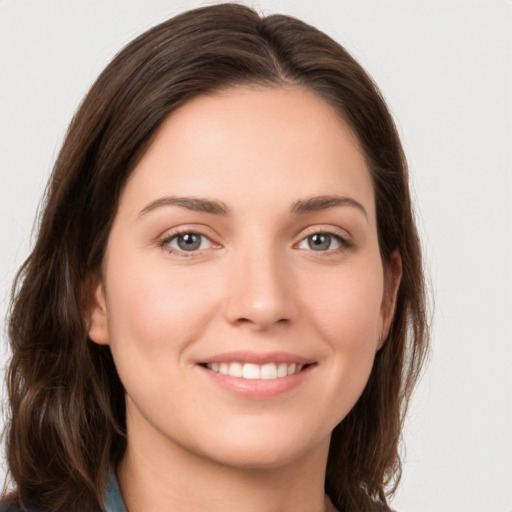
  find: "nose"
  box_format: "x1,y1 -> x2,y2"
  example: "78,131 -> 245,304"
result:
223,245 -> 297,331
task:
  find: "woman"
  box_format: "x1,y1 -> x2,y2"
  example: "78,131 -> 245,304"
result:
3,4 -> 429,512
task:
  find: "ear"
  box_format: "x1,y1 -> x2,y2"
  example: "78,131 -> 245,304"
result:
378,250 -> 402,349
85,273 -> 110,345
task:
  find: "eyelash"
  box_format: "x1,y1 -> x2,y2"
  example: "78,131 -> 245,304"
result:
159,229 -> 215,257
296,231 -> 352,254
158,228 -> 352,257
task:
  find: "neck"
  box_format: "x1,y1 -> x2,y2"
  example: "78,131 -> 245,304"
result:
117,417 -> 331,512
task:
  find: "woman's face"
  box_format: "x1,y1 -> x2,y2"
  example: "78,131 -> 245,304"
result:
89,86 -> 399,470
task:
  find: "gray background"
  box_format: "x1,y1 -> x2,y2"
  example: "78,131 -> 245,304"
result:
1,1 -> 511,510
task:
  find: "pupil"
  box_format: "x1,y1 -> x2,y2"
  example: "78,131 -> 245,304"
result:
178,233 -> 201,251
309,234 -> 330,251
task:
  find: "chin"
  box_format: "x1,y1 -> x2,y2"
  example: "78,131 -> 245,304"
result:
189,422 -> 331,471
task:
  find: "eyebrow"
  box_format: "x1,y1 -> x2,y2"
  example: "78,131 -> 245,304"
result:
291,195 -> 368,220
138,194 -> 367,219
138,196 -> 230,217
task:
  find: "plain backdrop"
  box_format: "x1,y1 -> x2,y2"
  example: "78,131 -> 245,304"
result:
1,1 -> 511,511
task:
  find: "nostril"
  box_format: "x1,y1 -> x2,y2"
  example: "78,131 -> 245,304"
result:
234,316 -> 290,328
235,317 -> 253,325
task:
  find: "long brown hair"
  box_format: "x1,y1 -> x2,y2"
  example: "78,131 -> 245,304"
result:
4,4 -> 429,511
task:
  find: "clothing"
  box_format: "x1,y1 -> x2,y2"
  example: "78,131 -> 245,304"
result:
105,473 -> 127,512
0,474 -> 126,512
1,475 -> 394,511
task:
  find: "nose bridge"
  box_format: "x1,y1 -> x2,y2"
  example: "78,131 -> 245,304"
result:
224,235 -> 296,329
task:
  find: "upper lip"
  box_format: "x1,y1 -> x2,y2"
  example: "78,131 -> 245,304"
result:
198,351 -> 315,365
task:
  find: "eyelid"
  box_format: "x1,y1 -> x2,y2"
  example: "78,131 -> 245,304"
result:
156,224 -> 353,257
294,225 -> 353,252
157,225 -> 222,256
296,225 -> 352,242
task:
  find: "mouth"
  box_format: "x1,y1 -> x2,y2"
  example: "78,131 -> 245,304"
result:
201,361 -> 312,380
196,351 -> 316,397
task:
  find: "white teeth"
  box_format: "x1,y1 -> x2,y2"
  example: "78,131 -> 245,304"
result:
242,363 -> 260,379
277,363 -> 288,378
260,363 -> 277,380
206,361 -> 305,379
230,362 -> 243,378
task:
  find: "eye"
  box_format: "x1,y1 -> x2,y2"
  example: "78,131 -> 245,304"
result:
297,232 -> 346,252
162,232 -> 213,254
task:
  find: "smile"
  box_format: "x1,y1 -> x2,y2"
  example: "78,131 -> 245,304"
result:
205,362 -> 304,380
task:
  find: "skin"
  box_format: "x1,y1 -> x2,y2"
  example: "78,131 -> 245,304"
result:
88,86 -> 401,512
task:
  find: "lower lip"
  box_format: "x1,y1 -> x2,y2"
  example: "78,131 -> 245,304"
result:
197,365 -> 314,399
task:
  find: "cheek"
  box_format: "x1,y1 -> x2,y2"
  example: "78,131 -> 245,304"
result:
304,290 -> 382,424
301,261 -> 384,403
104,257 -> 222,357
304,263 -> 384,345
103,259 -> 220,417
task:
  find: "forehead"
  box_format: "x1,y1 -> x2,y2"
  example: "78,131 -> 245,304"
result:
119,86 -> 374,221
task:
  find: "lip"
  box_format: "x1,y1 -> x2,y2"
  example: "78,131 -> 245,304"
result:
196,351 -> 316,399
198,350 -> 314,365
